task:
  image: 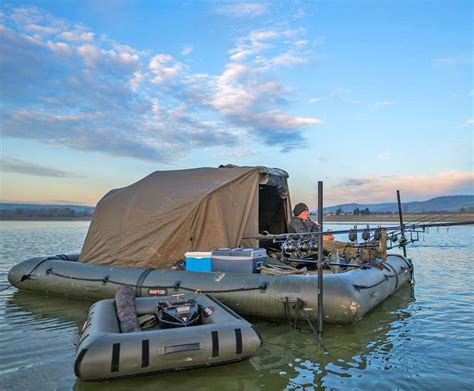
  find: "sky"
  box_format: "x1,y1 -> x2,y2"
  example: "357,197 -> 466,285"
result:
0,0 -> 472,208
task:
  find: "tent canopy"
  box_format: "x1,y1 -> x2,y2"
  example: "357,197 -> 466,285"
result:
80,165 -> 291,268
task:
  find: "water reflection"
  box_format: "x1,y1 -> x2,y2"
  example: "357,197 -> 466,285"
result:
3,283 -> 416,390
6,290 -> 90,326
250,283 -> 416,389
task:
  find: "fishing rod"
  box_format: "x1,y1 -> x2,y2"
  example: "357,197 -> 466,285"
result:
244,220 -> 474,242
245,218 -> 474,260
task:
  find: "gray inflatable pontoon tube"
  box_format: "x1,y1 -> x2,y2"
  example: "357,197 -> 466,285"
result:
75,294 -> 261,381
8,254 -> 413,325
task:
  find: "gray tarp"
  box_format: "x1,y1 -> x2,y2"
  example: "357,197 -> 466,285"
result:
80,166 -> 289,268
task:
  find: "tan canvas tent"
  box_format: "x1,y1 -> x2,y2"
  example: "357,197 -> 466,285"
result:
80,165 -> 292,268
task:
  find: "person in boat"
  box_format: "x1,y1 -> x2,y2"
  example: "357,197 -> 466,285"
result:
288,203 -> 320,233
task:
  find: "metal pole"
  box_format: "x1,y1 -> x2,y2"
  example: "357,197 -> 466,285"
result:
317,181 -> 324,336
397,190 -> 407,257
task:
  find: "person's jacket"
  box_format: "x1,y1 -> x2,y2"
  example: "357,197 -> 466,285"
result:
288,217 -> 319,233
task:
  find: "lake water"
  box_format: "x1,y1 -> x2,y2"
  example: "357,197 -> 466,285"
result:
0,221 -> 473,390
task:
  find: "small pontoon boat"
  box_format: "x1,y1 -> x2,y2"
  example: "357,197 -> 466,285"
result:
75,292 -> 262,381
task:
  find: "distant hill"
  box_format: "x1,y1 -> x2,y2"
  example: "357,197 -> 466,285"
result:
0,202 -> 95,219
0,202 -> 94,212
324,195 -> 474,214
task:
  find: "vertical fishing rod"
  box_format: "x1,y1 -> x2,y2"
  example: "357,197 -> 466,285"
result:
397,190 -> 407,257
317,181 -> 324,336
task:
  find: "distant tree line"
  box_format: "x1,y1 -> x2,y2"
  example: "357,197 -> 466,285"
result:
329,207 -> 474,215
458,207 -> 474,213
0,207 -> 94,218
353,208 -> 371,215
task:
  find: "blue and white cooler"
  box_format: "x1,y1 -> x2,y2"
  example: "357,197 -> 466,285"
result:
184,251 -> 212,272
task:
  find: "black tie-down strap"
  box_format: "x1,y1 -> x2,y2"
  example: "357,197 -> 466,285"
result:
282,296 -> 305,328
353,264 -> 407,291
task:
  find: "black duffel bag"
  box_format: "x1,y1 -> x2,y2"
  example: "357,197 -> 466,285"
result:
156,294 -> 201,328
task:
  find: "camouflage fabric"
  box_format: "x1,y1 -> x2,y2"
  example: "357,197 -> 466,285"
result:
288,217 -> 319,233
115,285 -> 141,333
138,314 -> 157,329
323,236 -> 388,262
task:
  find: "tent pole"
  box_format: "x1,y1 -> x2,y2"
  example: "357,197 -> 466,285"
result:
317,181 -> 324,336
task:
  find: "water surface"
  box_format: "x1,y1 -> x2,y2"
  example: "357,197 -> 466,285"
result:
1,221 -> 473,390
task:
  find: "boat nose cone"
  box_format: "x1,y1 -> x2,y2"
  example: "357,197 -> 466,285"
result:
7,262 -> 22,286
7,257 -> 43,287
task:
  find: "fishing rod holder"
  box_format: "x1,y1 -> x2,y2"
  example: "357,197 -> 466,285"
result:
386,229 -> 420,250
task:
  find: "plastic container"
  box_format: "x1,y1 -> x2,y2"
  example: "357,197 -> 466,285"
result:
211,248 -> 267,273
185,251 -> 212,272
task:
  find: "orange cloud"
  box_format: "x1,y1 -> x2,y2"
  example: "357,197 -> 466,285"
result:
323,170 -> 474,205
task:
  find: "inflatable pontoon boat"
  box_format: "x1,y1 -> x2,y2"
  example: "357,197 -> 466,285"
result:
8,253 -> 413,325
75,293 -> 261,381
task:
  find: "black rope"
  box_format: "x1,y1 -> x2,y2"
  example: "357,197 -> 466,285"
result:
384,262 -> 399,290
352,266 -> 407,291
301,312 -> 337,360
0,284 -> 15,293
353,275 -> 389,291
46,269 -> 269,294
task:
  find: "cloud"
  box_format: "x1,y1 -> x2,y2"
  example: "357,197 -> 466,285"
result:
325,171 -> 474,204
271,51 -> 308,66
149,54 -> 183,84
181,45 -> 192,56
24,23 -> 59,35
1,6 -> 320,161
46,40 -> 72,55
204,60 -> 321,150
216,3 -> 268,18
10,6 -> 62,27
309,97 -> 321,103
77,43 -> 139,68
197,27 -> 320,150
374,101 -> 392,108
51,199 -> 92,205
228,29 -> 278,62
461,119 -> 474,127
0,157 -> 83,178
58,30 -> 94,42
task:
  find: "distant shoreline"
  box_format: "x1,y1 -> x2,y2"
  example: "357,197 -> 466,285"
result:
323,213 -> 474,223
0,216 -> 92,221
1,213 -> 472,223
